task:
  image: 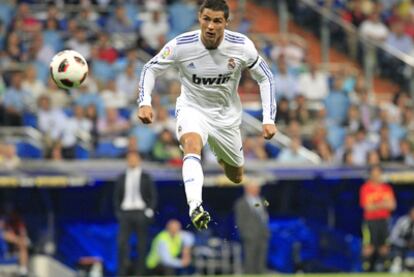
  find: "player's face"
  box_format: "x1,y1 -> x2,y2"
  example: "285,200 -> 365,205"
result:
199,8 -> 227,49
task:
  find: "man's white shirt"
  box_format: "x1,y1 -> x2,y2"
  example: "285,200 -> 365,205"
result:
138,30 -> 276,127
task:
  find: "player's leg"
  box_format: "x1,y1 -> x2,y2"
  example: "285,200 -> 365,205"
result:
218,159 -> 244,184
208,126 -> 245,184
176,107 -> 210,229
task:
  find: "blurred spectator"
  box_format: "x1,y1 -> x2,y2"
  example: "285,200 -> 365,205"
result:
290,95 -> 310,124
395,139 -> 414,165
30,32 -> 55,69
42,79 -> 70,109
389,206 -> 414,274
71,105 -> 93,142
324,76 -> 350,125
96,32 -> 118,64
21,64 -> 46,101
360,165 -> 396,272
235,181 -> 269,274
106,5 -> 135,34
152,129 -> 182,163
14,2 -> 41,33
97,107 -> 130,138
275,97 -> 290,125
116,62 -> 142,104
152,107 -> 175,135
114,151 -> 157,276
359,12 -> 389,42
5,31 -> 27,63
297,62 -> 329,101
342,0 -> 366,27
344,105 -> 363,133
130,122 -> 157,159
343,150 -> 355,166
101,79 -> 128,109
367,150 -> 381,166
271,35 -> 305,70
36,95 -> 67,158
0,212 -> 30,277
43,18 -> 64,52
386,21 -> 413,54
3,72 -> 33,126
66,27 -> 91,60
146,219 -> 194,275
277,137 -> 308,163
75,7 -> 100,35
353,127 -> 373,165
316,140 -> 334,163
73,82 -> 104,117
378,139 -> 394,163
0,143 -> 21,170
273,58 -> 299,101
85,104 -> 99,149
286,119 -> 302,140
402,106 -> 414,131
140,4 -> 169,52
335,133 -> 356,164
310,125 -> 328,151
243,135 -> 268,161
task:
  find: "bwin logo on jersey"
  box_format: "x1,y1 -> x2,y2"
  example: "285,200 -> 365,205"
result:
192,73 -> 231,85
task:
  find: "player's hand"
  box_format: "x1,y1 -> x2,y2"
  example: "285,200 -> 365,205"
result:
263,124 -> 277,140
138,105 -> 153,124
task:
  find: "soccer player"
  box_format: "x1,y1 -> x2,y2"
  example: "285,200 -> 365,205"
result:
137,0 -> 277,230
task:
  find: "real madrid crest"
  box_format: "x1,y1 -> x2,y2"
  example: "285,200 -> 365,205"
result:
227,58 -> 236,70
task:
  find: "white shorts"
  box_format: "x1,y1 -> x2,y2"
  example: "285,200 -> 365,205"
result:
175,106 -> 244,167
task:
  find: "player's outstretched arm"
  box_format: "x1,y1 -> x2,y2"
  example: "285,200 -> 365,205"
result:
138,105 -> 153,124
245,39 -> 277,137
137,40 -> 177,124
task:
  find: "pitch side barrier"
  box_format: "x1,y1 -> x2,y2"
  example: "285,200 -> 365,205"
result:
0,160 -> 413,187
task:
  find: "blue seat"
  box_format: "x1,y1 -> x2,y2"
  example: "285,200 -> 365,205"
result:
23,112 -> 37,128
75,144 -> 90,160
15,141 -> 43,159
94,141 -> 126,158
266,143 -> 280,158
118,108 -> 131,120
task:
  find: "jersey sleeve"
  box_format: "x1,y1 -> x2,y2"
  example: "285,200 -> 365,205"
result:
244,39 -> 277,124
138,40 -> 177,107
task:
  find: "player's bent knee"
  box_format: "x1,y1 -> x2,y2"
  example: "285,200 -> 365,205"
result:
231,174 -> 243,184
225,166 -> 244,184
180,133 -> 203,154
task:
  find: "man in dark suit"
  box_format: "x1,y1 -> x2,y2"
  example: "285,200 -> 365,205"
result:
114,151 -> 157,276
234,181 -> 269,274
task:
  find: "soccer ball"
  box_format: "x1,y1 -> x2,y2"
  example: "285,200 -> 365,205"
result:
49,50 -> 88,90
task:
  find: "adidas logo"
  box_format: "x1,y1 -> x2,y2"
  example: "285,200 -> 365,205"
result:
187,62 -> 195,69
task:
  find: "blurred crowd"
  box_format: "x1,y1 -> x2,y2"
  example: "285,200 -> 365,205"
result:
0,0 -> 413,168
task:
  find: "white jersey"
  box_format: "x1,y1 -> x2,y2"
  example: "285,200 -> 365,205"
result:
138,29 -> 276,127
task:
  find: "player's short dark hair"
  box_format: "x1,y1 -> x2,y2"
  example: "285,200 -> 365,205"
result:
199,0 -> 229,20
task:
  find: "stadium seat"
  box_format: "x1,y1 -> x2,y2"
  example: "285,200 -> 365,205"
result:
118,108 -> 131,120
75,144 -> 90,160
94,141 -> 126,158
23,112 -> 37,128
15,141 -> 43,159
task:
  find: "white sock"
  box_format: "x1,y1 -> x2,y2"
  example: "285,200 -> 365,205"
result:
182,154 -> 203,216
